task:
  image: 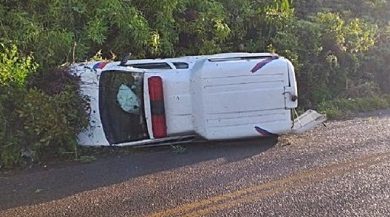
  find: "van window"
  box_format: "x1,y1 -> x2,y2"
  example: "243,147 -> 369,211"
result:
117,84 -> 140,114
172,62 -> 189,69
99,71 -> 148,144
126,62 -> 172,69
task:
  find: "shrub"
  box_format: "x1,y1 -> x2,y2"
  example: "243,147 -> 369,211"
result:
0,44 -> 36,168
17,86 -> 88,161
0,45 -> 88,168
0,44 -> 38,88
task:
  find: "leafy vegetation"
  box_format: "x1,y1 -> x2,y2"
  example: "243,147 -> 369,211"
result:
0,45 -> 88,168
1,0 -> 390,167
318,96 -> 390,119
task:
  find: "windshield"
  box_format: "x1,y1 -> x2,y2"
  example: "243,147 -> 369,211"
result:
99,70 -> 148,144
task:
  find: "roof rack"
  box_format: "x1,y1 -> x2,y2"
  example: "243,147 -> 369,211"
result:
208,54 -> 278,62
121,61 -> 191,70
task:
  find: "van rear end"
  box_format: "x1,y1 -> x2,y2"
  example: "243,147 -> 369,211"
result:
190,55 -> 298,140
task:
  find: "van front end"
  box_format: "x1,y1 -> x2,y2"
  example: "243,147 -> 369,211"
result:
74,61 -> 196,147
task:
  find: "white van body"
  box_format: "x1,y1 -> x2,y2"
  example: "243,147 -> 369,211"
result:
72,53 -> 325,147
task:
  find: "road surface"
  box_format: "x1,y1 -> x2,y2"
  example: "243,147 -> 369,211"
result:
1,111 -> 390,216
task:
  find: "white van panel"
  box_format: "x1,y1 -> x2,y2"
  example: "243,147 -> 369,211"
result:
205,114 -> 292,139
191,58 -> 293,140
144,71 -> 194,137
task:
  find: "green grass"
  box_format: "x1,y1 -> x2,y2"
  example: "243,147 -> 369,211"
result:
317,95 -> 390,119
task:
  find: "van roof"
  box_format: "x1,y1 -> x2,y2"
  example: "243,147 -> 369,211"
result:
73,52 -> 277,71
120,52 -> 276,69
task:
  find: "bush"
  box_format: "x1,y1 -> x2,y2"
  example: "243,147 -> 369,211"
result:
17,86 -> 88,162
0,44 -> 38,88
0,44 -> 36,168
0,45 -> 88,168
0,96 -> 22,167
30,66 -> 82,95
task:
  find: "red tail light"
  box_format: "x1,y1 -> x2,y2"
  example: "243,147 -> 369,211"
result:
148,76 -> 167,138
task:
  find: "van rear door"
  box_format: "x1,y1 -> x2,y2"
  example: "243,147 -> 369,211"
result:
191,57 -> 293,140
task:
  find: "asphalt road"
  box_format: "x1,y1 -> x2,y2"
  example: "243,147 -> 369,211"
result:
1,111 -> 390,216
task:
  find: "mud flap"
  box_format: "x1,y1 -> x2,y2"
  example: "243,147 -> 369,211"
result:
292,110 -> 326,134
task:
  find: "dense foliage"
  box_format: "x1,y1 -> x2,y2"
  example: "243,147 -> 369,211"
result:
0,44 -> 88,168
0,0 -> 389,167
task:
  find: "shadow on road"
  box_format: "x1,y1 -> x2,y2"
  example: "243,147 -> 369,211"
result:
0,137 -> 276,210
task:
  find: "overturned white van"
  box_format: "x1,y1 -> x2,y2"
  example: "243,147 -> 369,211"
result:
72,53 -> 326,147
